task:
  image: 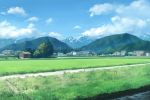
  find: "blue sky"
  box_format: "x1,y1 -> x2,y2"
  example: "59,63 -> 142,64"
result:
0,0 -> 149,39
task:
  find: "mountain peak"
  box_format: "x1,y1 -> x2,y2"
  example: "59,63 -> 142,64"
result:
63,36 -> 94,48
120,33 -> 136,37
0,36 -> 72,53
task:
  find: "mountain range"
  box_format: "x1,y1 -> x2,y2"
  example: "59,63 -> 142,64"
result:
0,38 -> 35,49
0,37 -> 72,53
80,33 -> 150,54
0,33 -> 150,54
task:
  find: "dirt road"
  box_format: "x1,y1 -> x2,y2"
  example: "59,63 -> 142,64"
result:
0,63 -> 149,80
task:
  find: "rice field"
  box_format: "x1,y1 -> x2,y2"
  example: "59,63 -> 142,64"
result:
0,57 -> 150,76
0,64 -> 150,100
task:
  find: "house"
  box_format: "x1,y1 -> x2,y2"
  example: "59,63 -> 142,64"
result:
57,52 -> 66,57
120,51 -> 127,56
2,50 -> 15,55
76,51 -> 92,56
134,51 -> 145,56
66,51 -> 77,56
19,52 -> 31,59
112,51 -> 127,56
66,51 -> 96,56
146,52 -> 150,56
127,52 -> 135,56
72,51 -> 77,56
112,51 -> 121,56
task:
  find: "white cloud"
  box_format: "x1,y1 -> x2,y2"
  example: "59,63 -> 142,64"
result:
116,0 -> 150,19
7,7 -> 27,16
27,16 -> 39,22
82,26 -> 108,37
83,17 -> 147,37
46,18 -> 53,24
0,21 -> 36,38
89,3 -> 114,17
48,32 -> 64,40
73,25 -> 82,29
83,0 -> 150,37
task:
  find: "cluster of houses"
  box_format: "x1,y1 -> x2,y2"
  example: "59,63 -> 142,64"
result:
106,51 -> 150,56
56,50 -> 150,57
0,50 -> 31,59
55,51 -> 97,57
0,50 -> 150,59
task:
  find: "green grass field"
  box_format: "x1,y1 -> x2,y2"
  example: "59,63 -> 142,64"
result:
0,57 -> 150,76
0,64 -> 150,100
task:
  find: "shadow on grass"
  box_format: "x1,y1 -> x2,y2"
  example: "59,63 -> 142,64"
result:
77,85 -> 150,100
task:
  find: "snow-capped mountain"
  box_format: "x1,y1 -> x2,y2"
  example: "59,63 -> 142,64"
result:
63,36 -> 95,48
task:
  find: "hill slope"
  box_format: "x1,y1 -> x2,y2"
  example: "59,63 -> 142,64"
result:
1,37 -> 72,53
80,33 -> 150,53
0,39 -> 15,49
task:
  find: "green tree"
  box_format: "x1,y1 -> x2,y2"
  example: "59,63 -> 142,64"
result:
33,41 -> 53,58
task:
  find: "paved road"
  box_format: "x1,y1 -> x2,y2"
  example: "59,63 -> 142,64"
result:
0,63 -> 150,80
115,91 -> 150,100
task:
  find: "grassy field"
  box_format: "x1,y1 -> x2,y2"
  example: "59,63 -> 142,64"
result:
0,57 -> 150,75
0,64 -> 150,100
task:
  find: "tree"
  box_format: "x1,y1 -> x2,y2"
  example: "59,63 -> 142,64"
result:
25,48 -> 34,58
33,41 -> 53,58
